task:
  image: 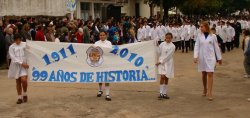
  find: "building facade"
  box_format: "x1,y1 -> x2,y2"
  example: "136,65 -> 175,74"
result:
75,0 -> 156,20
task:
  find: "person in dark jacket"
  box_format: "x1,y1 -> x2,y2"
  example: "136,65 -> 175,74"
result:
0,20 -> 6,66
233,20 -> 242,48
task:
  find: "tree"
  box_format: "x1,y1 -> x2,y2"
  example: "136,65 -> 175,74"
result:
178,0 -> 222,16
144,0 -> 177,22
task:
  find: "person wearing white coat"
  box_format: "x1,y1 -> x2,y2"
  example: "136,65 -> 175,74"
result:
143,22 -> 151,41
149,24 -> 160,42
137,23 -> 146,42
156,33 -> 176,100
226,22 -> 235,51
8,33 -> 29,104
216,21 -> 227,53
194,22 -> 222,101
95,31 -> 113,101
181,24 -> 190,53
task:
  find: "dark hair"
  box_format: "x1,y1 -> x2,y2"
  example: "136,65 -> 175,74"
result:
99,30 -> 107,35
165,33 -> 173,38
211,28 -> 216,31
14,33 -> 22,40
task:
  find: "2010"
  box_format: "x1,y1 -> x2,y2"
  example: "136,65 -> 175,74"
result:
42,44 -> 76,65
110,46 -> 144,67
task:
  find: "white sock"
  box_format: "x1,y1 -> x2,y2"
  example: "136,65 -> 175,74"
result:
23,92 -> 27,96
160,85 -> 164,94
163,85 -> 168,94
105,86 -> 110,96
18,95 -> 22,99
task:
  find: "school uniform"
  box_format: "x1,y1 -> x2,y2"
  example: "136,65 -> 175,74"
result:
176,27 -> 182,50
194,33 -> 222,72
189,25 -> 196,50
149,27 -> 159,41
94,39 -> 112,48
94,39 -> 112,100
137,27 -> 146,42
168,27 -> 178,48
157,25 -> 166,42
143,25 -> 151,41
181,25 -> 190,52
217,25 -> 227,53
8,42 -> 27,79
226,25 -> 235,51
158,41 -> 175,79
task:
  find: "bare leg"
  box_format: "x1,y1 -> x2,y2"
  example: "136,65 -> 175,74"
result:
16,78 -> 22,97
21,76 -> 28,93
207,72 -> 214,100
202,71 -> 207,96
164,76 -> 168,85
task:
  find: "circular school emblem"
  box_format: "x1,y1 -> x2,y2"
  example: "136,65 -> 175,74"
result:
86,46 -> 104,67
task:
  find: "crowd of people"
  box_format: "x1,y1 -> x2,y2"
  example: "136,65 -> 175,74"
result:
1,15 -> 250,103
0,16 -> 249,60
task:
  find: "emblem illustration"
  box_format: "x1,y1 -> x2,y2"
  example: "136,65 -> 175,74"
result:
86,46 -> 104,67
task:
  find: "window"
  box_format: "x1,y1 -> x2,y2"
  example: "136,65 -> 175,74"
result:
81,2 -> 90,10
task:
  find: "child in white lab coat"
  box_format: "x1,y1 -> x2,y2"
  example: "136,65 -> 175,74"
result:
95,31 -> 113,101
156,33 -> 176,100
8,33 -> 29,104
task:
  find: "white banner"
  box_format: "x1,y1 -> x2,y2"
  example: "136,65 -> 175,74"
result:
26,41 -> 157,83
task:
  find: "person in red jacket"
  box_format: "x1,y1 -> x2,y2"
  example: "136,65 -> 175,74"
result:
75,28 -> 84,43
35,25 -> 45,41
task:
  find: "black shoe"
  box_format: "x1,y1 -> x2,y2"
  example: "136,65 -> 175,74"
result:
163,94 -> 170,99
97,91 -> 103,97
16,99 -> 23,104
105,95 -> 112,101
158,94 -> 164,100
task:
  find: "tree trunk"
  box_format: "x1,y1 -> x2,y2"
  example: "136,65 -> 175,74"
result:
149,4 -> 153,17
163,6 -> 169,24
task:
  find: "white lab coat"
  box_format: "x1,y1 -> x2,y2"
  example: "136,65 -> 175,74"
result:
149,27 -> 159,41
176,27 -> 182,41
194,33 -> 222,72
157,25 -> 166,41
158,42 -> 175,79
217,25 -> 227,43
168,27 -> 177,42
143,25 -> 151,40
189,25 -> 196,39
8,42 -> 27,79
226,26 -> 235,42
94,40 -> 112,48
181,25 -> 189,41
137,27 -> 146,42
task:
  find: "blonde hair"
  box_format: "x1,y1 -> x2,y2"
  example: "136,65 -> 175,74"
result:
200,21 -> 211,34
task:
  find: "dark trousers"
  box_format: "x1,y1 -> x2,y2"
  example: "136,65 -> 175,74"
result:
190,39 -> 195,51
173,42 -> 180,51
226,42 -> 231,52
221,43 -> 226,53
234,35 -> 240,48
181,40 -> 190,53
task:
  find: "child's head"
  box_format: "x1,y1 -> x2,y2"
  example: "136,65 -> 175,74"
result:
99,31 -> 107,41
165,33 -> 173,43
14,33 -> 22,45
211,28 -> 216,34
